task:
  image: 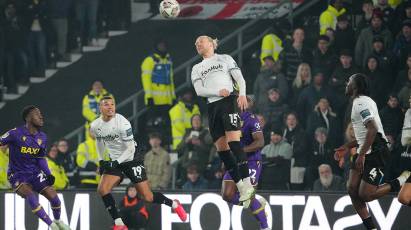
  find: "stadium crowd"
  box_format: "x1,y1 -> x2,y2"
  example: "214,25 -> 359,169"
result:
1,0 -> 411,195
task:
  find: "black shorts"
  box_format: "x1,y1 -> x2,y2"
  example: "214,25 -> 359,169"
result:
207,95 -> 241,142
350,134 -> 389,186
103,159 -> 147,184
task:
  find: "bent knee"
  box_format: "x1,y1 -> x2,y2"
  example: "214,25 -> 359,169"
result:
97,186 -> 110,196
398,194 -> 411,206
141,191 -> 154,203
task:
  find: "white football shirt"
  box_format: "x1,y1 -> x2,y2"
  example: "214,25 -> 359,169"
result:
351,96 -> 387,154
191,54 -> 239,103
90,113 -> 136,162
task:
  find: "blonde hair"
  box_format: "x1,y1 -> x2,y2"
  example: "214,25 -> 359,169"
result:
197,35 -> 219,49
293,63 -> 311,88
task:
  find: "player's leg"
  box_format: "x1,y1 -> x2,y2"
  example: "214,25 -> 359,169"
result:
347,169 -> 376,230
15,184 -> 57,229
97,174 -> 125,227
398,177 -> 411,206
40,186 -> 71,230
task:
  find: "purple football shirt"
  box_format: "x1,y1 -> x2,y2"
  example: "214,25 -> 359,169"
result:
0,126 -> 47,174
240,111 -> 262,161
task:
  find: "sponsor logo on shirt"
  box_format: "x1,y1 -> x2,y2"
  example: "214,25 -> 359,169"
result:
360,109 -> 371,119
96,134 -> 120,142
20,146 -> 40,155
201,64 -> 223,77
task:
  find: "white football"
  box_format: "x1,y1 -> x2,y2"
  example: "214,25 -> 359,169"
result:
159,0 -> 180,18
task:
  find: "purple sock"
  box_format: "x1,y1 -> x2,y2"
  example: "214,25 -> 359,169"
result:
49,196 -> 61,220
250,198 -> 268,229
27,193 -> 52,226
230,192 -> 240,205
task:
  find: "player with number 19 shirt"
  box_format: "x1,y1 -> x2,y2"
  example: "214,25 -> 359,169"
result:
90,96 -> 186,230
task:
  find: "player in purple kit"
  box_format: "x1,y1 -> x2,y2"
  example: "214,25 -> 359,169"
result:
0,106 -> 71,230
221,97 -> 270,230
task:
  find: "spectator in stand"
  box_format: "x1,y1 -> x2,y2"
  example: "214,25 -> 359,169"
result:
325,28 -> 336,51
329,50 -> 359,115
182,164 -> 208,190
0,146 -> 10,189
306,98 -> 341,148
55,138 -> 77,186
355,9 -> 393,67
297,70 -> 335,127
75,0 -> 99,46
312,164 -> 345,192
261,88 -> 289,132
312,35 -> 338,80
3,1 -> 29,94
319,0 -> 346,35
374,0 -> 395,31
48,0 -> 72,62
254,56 -> 288,110
279,27 -> 312,85
393,20 -> 411,69
283,112 -> 310,190
24,0 -> 50,78
261,127 -> 293,160
256,113 -> 271,145
119,185 -> 149,229
364,55 -> 390,108
380,94 -> 405,141
393,1 -> 411,35
334,14 -> 355,54
144,133 -> 171,190
260,28 -> 283,64
82,81 -> 113,140
176,114 -> 213,181
398,76 -> 411,110
76,131 -> 100,188
371,36 -> 396,76
357,0 -> 375,37
47,144 -> 69,190
207,166 -> 224,189
169,87 -> 200,150
394,54 -> 411,92
291,63 -> 311,107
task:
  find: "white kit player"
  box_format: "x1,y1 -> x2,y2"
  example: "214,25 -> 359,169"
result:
90,96 -> 186,230
334,74 -> 410,230
191,35 -> 255,207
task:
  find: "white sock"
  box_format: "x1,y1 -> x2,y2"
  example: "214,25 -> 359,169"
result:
236,180 -> 245,193
172,200 -> 178,209
243,177 -> 252,187
114,218 -> 124,226
398,176 -> 407,186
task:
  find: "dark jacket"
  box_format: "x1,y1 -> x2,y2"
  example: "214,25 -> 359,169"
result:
254,69 -> 288,110
280,43 -> 312,82
312,175 -> 345,191
398,80 -> 411,110
262,99 -> 289,132
283,126 -> 310,167
312,48 -> 338,80
329,64 -> 359,111
380,105 -> 405,138
371,49 -> 397,76
393,69 -> 409,92
365,68 -> 390,109
306,108 -> 341,147
393,34 -> 411,68
182,176 -> 208,190
22,0 -> 50,33
335,26 -> 355,54
47,0 -> 72,18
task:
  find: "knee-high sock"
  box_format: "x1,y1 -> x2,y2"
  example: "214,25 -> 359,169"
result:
218,150 -> 241,183
153,192 -> 174,207
229,192 -> 268,229
27,193 -> 52,225
49,196 -> 61,220
228,141 -> 249,180
102,193 -> 120,220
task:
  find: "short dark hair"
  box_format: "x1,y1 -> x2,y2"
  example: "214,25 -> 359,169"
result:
352,73 -> 370,96
187,164 -> 199,174
22,105 -> 38,122
149,132 -> 162,140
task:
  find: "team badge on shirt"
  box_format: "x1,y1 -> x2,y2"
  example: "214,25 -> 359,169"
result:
37,139 -> 42,145
22,136 -> 26,142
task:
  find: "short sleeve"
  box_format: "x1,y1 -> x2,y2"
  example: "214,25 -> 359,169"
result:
223,55 -> 240,71
0,128 -> 16,145
120,116 -> 134,141
250,117 -> 262,133
355,101 -> 374,124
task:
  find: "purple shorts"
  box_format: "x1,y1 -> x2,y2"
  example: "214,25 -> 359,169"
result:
223,160 -> 262,186
8,171 -> 49,193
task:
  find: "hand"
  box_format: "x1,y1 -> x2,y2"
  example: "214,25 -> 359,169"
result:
355,154 -> 365,174
218,89 -> 230,97
334,145 -> 347,161
46,174 -> 55,186
147,98 -> 154,106
237,95 -> 248,112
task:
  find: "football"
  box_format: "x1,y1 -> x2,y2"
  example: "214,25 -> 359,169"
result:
159,0 -> 180,18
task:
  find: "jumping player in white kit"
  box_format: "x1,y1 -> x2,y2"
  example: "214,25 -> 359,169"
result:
90,96 -> 186,230
334,74 -> 410,230
191,35 -> 255,207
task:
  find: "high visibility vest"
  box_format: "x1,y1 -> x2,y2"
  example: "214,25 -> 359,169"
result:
47,158 -> 69,190
260,33 -> 283,65
141,53 -> 176,105
319,5 -> 346,35
76,139 -> 101,185
169,102 -> 200,150
0,148 -> 10,189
